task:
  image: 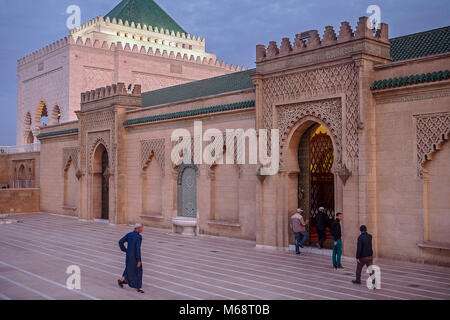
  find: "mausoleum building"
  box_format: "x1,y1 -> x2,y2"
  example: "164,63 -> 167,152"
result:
1,0 -> 450,266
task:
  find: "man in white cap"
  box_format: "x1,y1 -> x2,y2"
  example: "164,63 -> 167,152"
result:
290,209 -> 309,254
118,222 -> 144,293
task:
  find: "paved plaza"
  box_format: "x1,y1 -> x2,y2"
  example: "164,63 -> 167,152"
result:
0,213 -> 449,300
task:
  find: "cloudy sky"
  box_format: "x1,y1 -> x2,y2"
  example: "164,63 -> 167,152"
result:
0,0 -> 448,145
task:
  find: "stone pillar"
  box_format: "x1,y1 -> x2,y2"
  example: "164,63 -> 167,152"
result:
422,169 -> 431,242
354,56 -> 379,257
252,74 -> 264,131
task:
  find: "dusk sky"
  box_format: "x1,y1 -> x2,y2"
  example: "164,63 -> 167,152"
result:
0,0 -> 449,145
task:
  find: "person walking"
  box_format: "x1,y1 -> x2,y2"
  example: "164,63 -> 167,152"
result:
315,207 -> 328,249
291,209 -> 309,255
352,225 -> 374,285
118,222 -> 145,293
331,212 -> 344,269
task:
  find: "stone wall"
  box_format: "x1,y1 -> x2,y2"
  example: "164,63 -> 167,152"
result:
0,189 -> 40,214
17,45 -> 70,145
124,89 -> 257,240
0,155 -> 8,185
39,122 -> 80,217
372,55 -> 450,265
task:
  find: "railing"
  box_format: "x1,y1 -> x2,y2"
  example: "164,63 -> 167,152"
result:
11,180 -> 35,189
0,143 -> 40,154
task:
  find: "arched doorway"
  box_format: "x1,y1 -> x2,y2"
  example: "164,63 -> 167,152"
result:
298,124 -> 335,248
92,144 -> 110,221
285,119 -> 338,250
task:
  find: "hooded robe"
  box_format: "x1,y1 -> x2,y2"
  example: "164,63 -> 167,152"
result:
119,230 -> 143,289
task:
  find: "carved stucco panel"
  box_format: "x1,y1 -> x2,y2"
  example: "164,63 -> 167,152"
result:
141,139 -> 166,176
277,98 -> 343,170
62,147 -> 79,171
80,110 -> 115,171
415,111 -> 450,178
262,62 -> 359,164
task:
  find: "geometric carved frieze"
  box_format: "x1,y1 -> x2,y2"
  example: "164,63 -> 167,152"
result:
141,138 -> 165,176
414,111 -> 450,178
277,98 -> 343,170
81,110 -> 115,131
262,62 -> 359,165
80,110 -> 115,169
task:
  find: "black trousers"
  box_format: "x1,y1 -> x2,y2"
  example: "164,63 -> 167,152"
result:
356,256 -> 373,282
317,228 -> 326,248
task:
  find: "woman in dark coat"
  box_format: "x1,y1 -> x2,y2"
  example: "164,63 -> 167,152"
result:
118,223 -> 144,293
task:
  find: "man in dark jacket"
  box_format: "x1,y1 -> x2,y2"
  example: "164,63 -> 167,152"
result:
331,212 -> 343,269
352,225 -> 374,284
315,207 -> 328,249
118,223 -> 145,293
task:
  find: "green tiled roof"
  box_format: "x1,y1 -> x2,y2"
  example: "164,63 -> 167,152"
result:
124,100 -> 255,126
37,128 -> 79,139
105,0 -> 186,34
390,26 -> 450,61
371,70 -> 450,90
142,68 -> 256,108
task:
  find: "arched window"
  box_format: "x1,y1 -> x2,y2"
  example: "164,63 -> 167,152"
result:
35,101 -> 48,131
40,107 -> 48,127
63,158 -> 79,214
24,112 -> 33,144
141,155 -> 163,216
18,165 -> 26,188
52,106 -> 61,125
26,131 -> 34,144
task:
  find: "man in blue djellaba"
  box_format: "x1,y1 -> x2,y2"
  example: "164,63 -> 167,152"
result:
118,222 -> 144,293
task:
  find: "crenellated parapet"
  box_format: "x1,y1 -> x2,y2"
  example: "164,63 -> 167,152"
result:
256,17 -> 389,62
70,15 -> 205,43
70,36 -> 246,72
80,83 -> 142,112
18,37 -> 71,66
18,15 -> 247,72
81,83 -> 141,104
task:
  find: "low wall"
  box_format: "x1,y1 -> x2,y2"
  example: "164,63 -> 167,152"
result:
0,188 -> 40,214
0,154 -> 8,185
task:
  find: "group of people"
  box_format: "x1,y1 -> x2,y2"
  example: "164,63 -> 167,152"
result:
115,208 -> 374,294
291,207 -> 374,285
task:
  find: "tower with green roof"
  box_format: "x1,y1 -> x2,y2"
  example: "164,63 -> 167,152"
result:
105,0 -> 187,35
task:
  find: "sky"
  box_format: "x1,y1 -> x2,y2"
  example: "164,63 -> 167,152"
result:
0,0 -> 449,145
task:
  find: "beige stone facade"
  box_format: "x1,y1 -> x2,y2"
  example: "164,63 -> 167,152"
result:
6,11 -> 449,267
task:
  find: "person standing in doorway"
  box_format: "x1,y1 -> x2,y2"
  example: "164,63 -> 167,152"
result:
118,222 -> 145,293
352,225 -> 374,285
291,209 -> 309,255
315,207 -> 328,249
331,212 -> 344,269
